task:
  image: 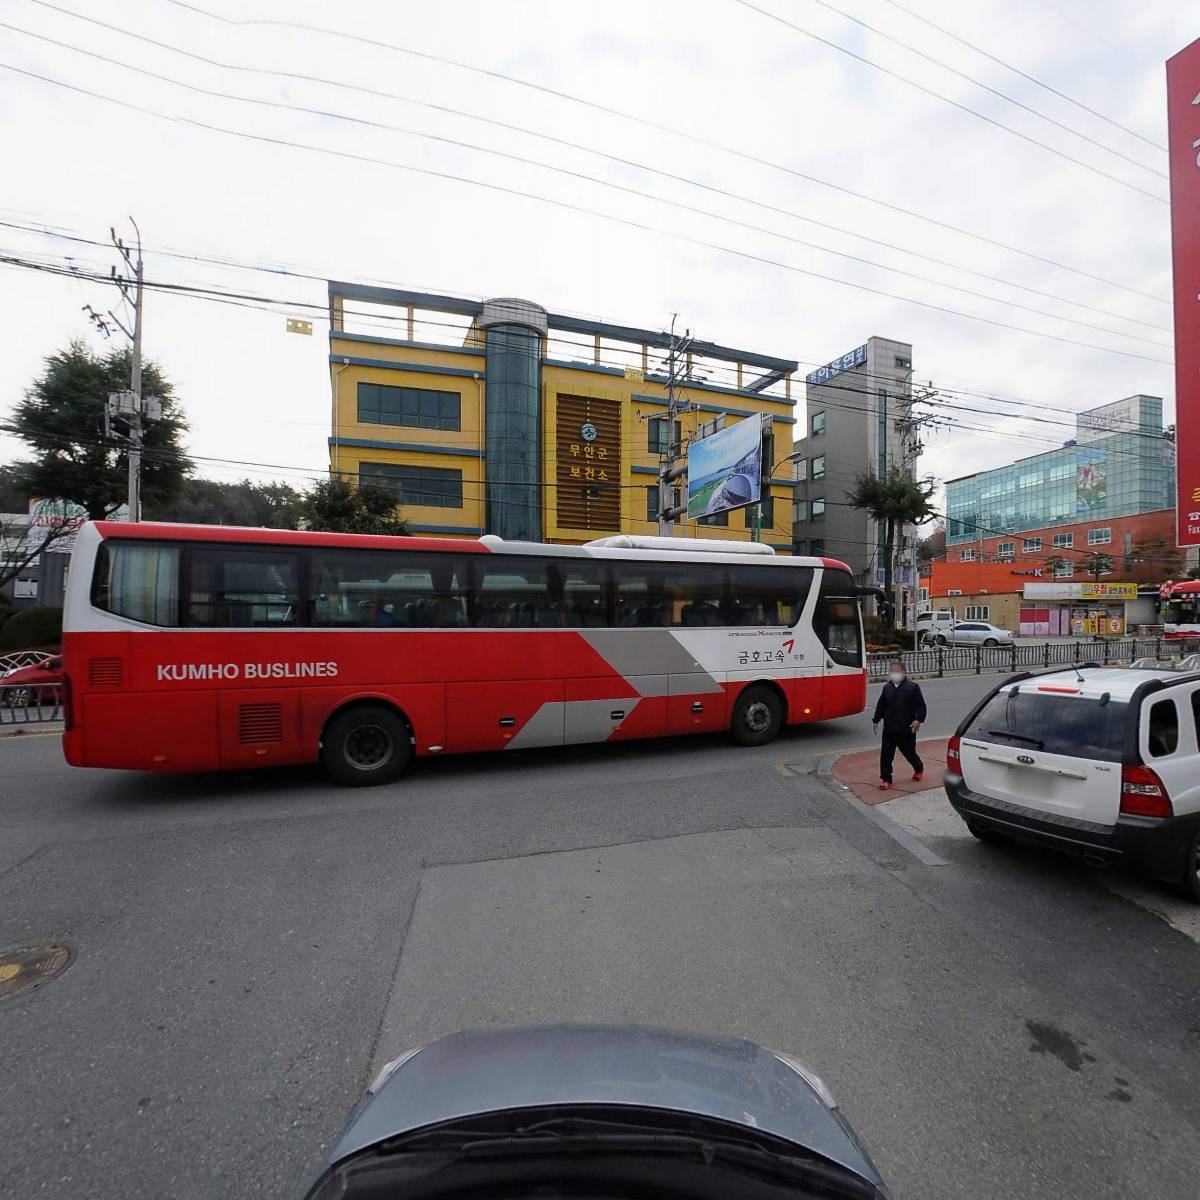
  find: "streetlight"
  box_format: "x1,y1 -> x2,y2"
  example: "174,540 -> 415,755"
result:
753,449 -> 805,545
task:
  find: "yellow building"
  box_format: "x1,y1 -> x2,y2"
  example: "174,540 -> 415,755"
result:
328,284 -> 798,550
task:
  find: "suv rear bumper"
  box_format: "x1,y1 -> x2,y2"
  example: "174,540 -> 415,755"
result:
945,772 -> 1198,884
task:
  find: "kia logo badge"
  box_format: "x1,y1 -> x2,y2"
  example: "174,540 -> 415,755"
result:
1017,754 -> 1035,764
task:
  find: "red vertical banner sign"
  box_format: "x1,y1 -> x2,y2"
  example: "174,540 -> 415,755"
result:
1167,39 -> 1200,548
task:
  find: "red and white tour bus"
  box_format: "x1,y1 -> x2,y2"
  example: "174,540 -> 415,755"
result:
1161,579 -> 1200,641
62,522 -> 868,785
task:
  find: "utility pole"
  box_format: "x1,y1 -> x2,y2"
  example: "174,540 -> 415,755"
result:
657,316 -> 692,536
123,222 -> 144,523
89,218 -> 158,522
895,383 -> 939,627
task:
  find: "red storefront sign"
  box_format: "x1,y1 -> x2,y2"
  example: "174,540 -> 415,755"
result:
1167,39 -> 1200,547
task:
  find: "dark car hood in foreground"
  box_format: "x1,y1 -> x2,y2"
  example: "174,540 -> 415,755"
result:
320,1024 -> 884,1190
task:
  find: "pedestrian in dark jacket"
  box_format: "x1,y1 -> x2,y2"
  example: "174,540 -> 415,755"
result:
872,659 -> 927,790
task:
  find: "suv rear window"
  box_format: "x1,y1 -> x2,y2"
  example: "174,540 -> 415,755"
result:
965,690 -> 1128,762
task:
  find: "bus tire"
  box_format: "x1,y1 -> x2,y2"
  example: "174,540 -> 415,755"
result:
730,684 -> 784,747
321,704 -> 412,787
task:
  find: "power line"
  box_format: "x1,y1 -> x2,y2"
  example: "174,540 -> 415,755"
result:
876,0 -> 1165,152
0,215 -> 1176,447
8,213 -> 1175,419
2,240 -> 1176,474
7,421 -> 1185,566
733,0 -> 1167,204
805,0 -> 1165,175
149,0 -> 1169,306
0,62 -> 1174,367
4,16 -> 1170,346
1,250 -> 1175,484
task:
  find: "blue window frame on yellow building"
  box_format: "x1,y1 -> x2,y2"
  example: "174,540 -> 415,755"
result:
361,462 -> 463,508
357,383 -> 461,431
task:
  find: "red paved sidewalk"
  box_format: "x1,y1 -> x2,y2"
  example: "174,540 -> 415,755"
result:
832,737 -> 949,806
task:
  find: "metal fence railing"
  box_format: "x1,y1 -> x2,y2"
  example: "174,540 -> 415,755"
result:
0,650 -> 54,674
0,683 -> 63,726
866,637 -> 1200,682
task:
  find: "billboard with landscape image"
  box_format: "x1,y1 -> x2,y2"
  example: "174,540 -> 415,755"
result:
686,414 -> 764,520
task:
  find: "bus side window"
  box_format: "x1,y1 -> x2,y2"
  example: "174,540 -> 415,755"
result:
728,565 -> 813,627
613,563 -> 671,627
473,557 -> 554,628
307,549 -> 468,627
188,548 -> 300,627
558,560 -> 609,627
671,566 -> 725,627
91,541 -> 181,626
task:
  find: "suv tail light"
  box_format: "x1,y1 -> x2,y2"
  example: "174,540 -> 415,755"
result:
1120,764 -> 1173,818
946,734 -> 962,774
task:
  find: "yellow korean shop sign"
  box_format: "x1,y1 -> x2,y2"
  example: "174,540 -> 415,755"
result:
1079,582 -> 1137,600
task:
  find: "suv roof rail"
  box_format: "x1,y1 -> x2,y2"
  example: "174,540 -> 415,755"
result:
1004,662 -> 1105,692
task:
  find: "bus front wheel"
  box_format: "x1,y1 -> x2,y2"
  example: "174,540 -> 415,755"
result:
321,704 -> 412,787
730,685 -> 784,747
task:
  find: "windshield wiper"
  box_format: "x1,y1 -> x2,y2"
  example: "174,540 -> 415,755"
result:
986,729 -> 1044,748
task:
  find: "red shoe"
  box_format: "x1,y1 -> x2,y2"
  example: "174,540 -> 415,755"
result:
879,781 -> 892,790
912,771 -> 924,782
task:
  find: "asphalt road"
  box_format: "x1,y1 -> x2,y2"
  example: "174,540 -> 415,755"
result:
1,674 -> 1198,1199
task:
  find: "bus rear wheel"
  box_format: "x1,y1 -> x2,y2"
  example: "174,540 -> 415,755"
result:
730,685 -> 784,747
321,704 -> 412,787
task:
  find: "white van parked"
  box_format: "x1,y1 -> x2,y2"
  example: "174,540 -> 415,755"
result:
945,665 -> 1200,899
914,610 -> 955,642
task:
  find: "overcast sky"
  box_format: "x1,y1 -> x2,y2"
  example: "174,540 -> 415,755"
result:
0,0 -> 1193,504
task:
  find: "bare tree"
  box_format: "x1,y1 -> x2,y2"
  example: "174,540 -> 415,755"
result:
0,511 -> 78,596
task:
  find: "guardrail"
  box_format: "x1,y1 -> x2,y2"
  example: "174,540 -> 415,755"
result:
0,650 -> 54,674
866,637 -> 1200,682
0,683 -> 63,726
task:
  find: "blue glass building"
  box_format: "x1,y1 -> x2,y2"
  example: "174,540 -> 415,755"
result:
945,396 -> 1174,546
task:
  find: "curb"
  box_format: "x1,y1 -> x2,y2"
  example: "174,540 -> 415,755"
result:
0,723 -> 64,739
812,762 -> 949,868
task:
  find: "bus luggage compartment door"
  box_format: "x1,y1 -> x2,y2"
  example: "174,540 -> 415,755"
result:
666,670 -> 727,736
446,680 -> 565,753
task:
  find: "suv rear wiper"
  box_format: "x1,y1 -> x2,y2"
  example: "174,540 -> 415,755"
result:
986,729 -> 1044,748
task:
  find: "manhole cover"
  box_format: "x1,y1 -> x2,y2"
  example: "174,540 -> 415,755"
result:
0,944 -> 73,1001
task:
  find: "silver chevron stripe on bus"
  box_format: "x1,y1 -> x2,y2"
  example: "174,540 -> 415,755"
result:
579,630 -> 724,696
505,698 -> 644,749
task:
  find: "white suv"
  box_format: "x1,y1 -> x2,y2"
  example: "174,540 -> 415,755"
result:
945,666 -> 1200,899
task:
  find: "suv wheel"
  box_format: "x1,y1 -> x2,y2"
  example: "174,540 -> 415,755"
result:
966,819 -> 1008,847
1178,828 -> 1200,903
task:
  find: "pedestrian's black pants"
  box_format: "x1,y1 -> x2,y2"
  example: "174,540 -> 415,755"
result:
880,729 -> 923,783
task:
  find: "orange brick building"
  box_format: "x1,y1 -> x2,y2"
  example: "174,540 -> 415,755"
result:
921,509 -> 1177,634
